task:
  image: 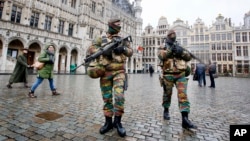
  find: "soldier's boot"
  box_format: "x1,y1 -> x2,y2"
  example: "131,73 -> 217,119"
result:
163,108 -> 170,120
99,116 -> 113,134
6,83 -> 13,88
52,89 -> 60,96
113,116 -> 126,137
181,112 -> 197,129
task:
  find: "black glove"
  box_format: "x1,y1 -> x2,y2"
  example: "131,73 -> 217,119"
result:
49,55 -> 55,64
171,45 -> 183,56
103,49 -> 112,57
113,46 -> 126,55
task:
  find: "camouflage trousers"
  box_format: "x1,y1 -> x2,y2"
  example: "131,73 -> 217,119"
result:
100,70 -> 125,117
162,72 -> 190,113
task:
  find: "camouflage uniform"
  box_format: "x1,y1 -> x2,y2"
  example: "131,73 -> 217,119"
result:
87,36 -> 133,117
158,42 -> 192,112
86,19 -> 133,137
158,30 -> 197,129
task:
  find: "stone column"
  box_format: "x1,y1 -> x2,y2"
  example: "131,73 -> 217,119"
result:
66,51 -> 71,73
73,24 -> 77,37
64,21 -> 69,36
77,51 -> 84,73
51,17 -> 58,33
39,12 -> 46,29
0,42 -> 8,71
2,0 -> 11,21
130,57 -> 134,73
54,50 -> 59,72
125,58 -> 129,73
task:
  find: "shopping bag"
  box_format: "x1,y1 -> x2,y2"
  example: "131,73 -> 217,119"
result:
32,61 -> 45,70
213,73 -> 218,78
193,73 -> 198,81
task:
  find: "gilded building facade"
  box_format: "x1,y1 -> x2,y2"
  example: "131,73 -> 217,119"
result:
142,12 -> 250,77
0,0 -> 143,73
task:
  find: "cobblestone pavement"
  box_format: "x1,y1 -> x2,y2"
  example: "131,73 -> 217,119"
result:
0,74 -> 250,141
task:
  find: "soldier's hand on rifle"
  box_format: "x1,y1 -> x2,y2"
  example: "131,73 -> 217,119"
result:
112,37 -> 122,43
171,45 -> 183,57
113,46 -> 126,55
103,49 -> 112,57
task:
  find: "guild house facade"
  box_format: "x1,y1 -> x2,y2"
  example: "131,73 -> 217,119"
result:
142,12 -> 250,77
0,0 -> 143,74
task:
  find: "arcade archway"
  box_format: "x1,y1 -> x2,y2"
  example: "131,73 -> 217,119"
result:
8,39 -> 24,58
70,49 -> 78,66
58,47 -> 68,73
28,42 -> 41,65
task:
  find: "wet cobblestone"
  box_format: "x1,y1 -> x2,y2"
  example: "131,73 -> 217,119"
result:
0,74 -> 250,140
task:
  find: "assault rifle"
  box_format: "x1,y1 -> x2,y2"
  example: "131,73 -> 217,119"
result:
162,40 -> 204,63
73,35 -> 133,70
85,35 -> 132,64
176,45 -> 204,63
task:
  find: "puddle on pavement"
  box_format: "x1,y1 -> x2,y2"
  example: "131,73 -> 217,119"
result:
35,111 -> 63,121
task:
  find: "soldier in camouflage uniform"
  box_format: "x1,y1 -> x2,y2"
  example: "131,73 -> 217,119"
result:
158,30 -> 197,130
86,19 -> 133,137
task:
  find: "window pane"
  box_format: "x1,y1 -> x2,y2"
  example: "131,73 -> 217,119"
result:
236,33 -> 241,42
0,1 -> 4,19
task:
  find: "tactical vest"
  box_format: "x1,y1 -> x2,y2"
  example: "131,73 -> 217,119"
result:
161,43 -> 188,73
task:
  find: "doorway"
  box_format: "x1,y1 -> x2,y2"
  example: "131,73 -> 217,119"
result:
27,51 -> 35,65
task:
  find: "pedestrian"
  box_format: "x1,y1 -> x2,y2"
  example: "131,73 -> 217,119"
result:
195,62 -> 206,87
158,29 -> 197,129
208,60 -> 216,88
86,19 -> 133,137
149,65 -> 154,77
6,48 -> 30,88
28,44 -> 60,98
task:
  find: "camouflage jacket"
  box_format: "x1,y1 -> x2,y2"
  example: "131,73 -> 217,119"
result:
86,35 -> 133,71
158,42 -> 191,74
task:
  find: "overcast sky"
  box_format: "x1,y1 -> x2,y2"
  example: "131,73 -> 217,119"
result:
135,0 -> 250,29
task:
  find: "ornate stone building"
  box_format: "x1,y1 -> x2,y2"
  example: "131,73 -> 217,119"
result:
208,14 -> 234,75
189,18 -> 210,69
233,11 -> 250,76
142,11 -> 250,77
0,0 -> 143,73
142,17 -> 191,73
142,23 -> 157,73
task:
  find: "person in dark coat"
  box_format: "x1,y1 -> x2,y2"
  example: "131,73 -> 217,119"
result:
7,48 -> 30,88
149,65 -> 154,77
195,63 -> 206,87
28,43 -> 60,98
208,61 -> 216,88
